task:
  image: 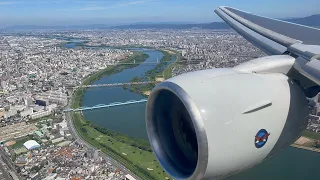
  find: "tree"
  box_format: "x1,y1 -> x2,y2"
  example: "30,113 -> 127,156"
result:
130,76 -> 140,82
80,127 -> 87,133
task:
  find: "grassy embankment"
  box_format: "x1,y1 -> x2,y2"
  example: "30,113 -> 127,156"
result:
163,49 -> 183,79
126,49 -> 183,97
72,52 -> 171,180
302,130 -> 320,141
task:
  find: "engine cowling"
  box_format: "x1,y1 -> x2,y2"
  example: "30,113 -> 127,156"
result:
145,68 -> 308,180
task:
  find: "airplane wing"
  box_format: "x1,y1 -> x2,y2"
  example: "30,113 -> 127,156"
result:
215,6 -> 320,86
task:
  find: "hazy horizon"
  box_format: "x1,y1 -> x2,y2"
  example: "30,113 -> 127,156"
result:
0,0 -> 319,27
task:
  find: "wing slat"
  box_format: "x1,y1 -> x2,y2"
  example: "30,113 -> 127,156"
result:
215,6 -> 320,86
219,6 -> 301,47
223,7 -> 320,46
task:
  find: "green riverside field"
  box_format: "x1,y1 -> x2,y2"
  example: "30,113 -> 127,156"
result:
302,130 -> 320,141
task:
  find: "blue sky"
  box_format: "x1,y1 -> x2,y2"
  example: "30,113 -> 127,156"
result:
0,0 -> 319,26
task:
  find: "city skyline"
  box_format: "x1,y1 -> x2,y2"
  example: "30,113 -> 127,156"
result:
0,0 -> 319,27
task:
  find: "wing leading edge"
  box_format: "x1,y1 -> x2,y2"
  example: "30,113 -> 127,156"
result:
215,6 -> 320,86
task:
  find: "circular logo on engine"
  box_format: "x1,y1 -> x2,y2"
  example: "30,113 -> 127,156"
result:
255,129 -> 270,148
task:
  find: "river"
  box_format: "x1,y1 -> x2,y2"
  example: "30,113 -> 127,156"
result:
82,48 -> 168,139
66,42 -> 320,180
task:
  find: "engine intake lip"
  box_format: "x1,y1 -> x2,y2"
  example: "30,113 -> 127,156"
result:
146,81 -> 208,180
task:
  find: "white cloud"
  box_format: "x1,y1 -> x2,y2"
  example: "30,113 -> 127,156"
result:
125,0 -> 152,5
0,1 -> 18,5
79,0 -> 154,11
79,6 -> 110,11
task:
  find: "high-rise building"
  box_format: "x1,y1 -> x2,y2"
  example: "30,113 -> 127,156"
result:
35,99 -> 49,106
93,150 -> 99,161
20,108 -> 33,117
4,109 -> 17,118
30,110 -> 51,119
46,104 -> 57,112
35,90 -> 67,106
86,148 -> 99,161
24,97 -> 34,106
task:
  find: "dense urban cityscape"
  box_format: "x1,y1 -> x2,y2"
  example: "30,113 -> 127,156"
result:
0,28 -> 319,180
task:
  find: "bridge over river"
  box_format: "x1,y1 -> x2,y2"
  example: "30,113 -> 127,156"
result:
64,99 -> 147,112
73,81 -> 158,89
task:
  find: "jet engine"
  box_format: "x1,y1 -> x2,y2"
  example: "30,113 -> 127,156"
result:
146,63 -> 309,179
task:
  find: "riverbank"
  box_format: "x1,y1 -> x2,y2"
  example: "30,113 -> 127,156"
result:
291,144 -> 320,153
127,49 -> 180,96
71,51 -> 171,180
291,131 -> 320,153
163,50 -> 183,79
301,130 -> 320,140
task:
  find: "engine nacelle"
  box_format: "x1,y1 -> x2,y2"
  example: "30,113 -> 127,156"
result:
146,68 -> 308,180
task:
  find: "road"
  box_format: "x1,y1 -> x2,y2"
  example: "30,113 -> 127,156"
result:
0,156 -> 12,180
65,95 -> 141,180
0,148 -> 20,180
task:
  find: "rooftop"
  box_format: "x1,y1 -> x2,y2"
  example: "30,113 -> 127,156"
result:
23,140 -> 40,150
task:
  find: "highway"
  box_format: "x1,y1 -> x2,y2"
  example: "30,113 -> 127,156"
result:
65,96 -> 141,180
0,147 -> 20,180
0,155 -> 12,180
